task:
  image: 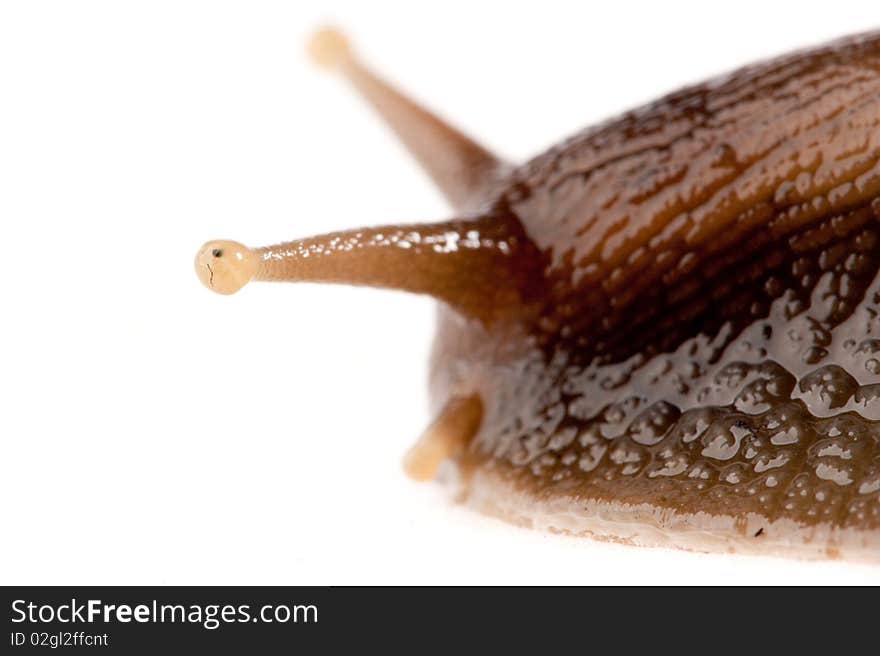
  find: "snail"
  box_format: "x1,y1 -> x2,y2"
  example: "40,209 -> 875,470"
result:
195,27 -> 880,561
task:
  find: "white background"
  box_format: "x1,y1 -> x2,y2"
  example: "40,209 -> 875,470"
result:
2,0 -> 880,584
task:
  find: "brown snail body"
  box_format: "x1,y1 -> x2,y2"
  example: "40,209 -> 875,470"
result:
197,29 -> 880,560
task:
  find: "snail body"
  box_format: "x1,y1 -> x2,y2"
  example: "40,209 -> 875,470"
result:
197,29 -> 880,560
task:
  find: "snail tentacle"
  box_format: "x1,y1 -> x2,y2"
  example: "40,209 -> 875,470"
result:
308,26 -> 507,211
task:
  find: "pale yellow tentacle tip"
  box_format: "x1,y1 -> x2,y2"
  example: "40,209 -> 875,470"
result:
402,434 -> 450,482
307,26 -> 352,71
194,240 -> 258,295
402,395 -> 483,482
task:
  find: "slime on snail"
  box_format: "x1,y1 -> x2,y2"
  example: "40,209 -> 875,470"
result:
195,27 -> 880,560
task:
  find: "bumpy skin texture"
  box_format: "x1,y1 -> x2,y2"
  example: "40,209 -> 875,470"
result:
431,32 -> 880,553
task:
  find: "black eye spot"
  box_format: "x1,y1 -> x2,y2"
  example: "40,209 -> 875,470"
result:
212,249 -> 222,258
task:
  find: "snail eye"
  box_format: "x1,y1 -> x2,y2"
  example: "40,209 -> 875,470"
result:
212,249 -> 223,258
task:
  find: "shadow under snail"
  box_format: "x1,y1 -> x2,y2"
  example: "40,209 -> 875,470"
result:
195,27 -> 880,561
